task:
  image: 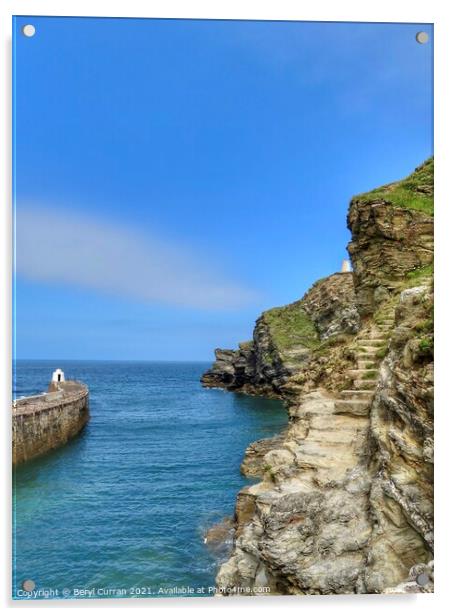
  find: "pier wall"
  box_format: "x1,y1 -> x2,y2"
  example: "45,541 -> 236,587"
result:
13,382 -> 89,465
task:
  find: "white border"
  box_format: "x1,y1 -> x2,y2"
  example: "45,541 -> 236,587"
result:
1,1 -> 451,614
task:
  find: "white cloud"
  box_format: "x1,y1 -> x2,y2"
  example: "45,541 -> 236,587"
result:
15,205 -> 258,310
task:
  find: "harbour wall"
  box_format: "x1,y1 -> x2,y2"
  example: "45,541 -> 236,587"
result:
13,381 -> 89,465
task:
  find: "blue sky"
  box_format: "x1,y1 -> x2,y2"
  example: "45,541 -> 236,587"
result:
13,17 -> 433,360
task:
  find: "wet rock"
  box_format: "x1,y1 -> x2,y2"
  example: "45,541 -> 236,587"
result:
204,517 -> 235,551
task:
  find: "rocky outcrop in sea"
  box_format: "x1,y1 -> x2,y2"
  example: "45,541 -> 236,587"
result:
202,158 -> 434,595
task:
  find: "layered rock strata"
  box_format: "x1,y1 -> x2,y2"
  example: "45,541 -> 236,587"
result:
347,158 -> 433,315
202,159 -> 434,595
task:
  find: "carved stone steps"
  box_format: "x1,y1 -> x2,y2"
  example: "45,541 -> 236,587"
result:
348,369 -> 378,377
356,352 -> 379,361
357,346 -> 383,354
357,360 -> 378,370
340,390 -> 374,401
354,378 -> 378,389
356,339 -> 386,346
334,399 -> 370,416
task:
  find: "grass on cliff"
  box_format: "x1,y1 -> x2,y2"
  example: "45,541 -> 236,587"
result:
262,301 -> 319,353
354,157 -> 433,216
315,333 -> 353,357
406,263 -> 433,281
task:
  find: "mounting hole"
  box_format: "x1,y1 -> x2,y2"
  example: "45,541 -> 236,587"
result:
416,572 -> 430,586
22,24 -> 36,38
416,31 -> 429,44
22,579 -> 36,592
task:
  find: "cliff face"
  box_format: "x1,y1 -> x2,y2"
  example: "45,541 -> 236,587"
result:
202,159 -> 434,596
201,272 -> 360,398
347,159 -> 433,316
365,282 -> 434,592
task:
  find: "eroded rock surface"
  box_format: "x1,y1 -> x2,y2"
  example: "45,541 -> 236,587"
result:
202,159 -> 434,595
347,159 -> 433,316
365,283 -> 434,592
217,391 -> 373,595
302,273 -> 360,339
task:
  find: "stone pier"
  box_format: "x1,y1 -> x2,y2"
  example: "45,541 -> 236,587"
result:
12,378 -> 89,465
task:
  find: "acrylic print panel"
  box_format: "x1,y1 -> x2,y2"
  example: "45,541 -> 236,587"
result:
12,16 -> 433,600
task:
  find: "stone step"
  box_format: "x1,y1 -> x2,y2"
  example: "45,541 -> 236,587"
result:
355,339 -> 386,346
356,344 -> 379,351
359,344 -> 385,352
305,430 -> 357,446
356,352 -> 378,361
354,379 -> 378,389
310,414 -> 368,431
348,369 -> 378,378
340,390 -> 374,401
357,360 -> 378,370
334,399 -> 370,416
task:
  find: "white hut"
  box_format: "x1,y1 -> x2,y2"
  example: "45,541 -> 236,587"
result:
341,259 -> 352,273
51,368 -> 65,384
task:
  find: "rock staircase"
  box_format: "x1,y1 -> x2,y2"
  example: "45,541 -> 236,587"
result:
334,308 -> 395,417
231,312 -> 399,593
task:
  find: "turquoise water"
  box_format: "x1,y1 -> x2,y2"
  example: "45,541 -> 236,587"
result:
13,360 -> 287,600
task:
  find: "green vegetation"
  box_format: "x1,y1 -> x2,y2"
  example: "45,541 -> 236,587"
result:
262,301 -> 319,352
262,351 -> 273,364
363,370 -> 378,379
406,263 -> 433,281
359,381 -> 376,390
354,157 -> 433,216
315,333 -> 353,357
263,463 -> 276,481
417,297 -> 434,338
418,336 -> 433,360
415,318 -> 434,334
375,345 -> 389,359
419,338 -> 433,352
339,377 -> 354,392
320,333 -> 350,347
373,299 -> 398,333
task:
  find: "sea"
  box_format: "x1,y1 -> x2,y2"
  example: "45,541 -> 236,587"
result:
12,360 -> 287,600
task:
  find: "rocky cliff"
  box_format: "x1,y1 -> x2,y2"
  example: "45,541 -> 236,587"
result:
202,158 -> 434,595
201,272 -> 360,399
347,158 -> 433,316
